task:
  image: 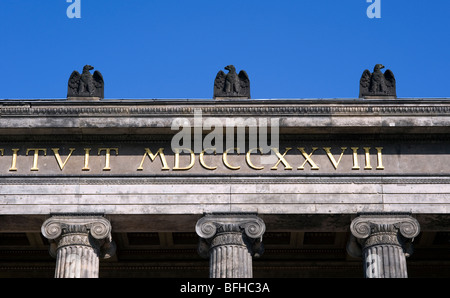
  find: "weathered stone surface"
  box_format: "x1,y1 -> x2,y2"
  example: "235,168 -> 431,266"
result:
0,177 -> 449,215
213,65 -> 250,99
196,213 -> 265,278
0,138 -> 449,176
359,64 -> 396,98
41,215 -> 115,278
0,94 -> 448,278
1,99 -> 450,135
347,213 -> 420,278
67,65 -> 104,99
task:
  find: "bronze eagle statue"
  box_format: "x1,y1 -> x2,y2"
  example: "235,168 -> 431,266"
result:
67,65 -> 104,98
213,65 -> 250,99
359,64 -> 396,98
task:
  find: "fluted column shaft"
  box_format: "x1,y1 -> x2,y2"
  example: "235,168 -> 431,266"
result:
41,215 -> 116,278
55,229 -> 99,278
196,214 -> 266,278
348,214 -> 420,278
364,242 -> 408,278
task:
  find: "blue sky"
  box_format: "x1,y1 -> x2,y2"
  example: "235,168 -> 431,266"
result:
0,0 -> 449,99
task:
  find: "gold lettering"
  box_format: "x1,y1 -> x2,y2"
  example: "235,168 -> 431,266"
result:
137,148 -> 170,171
351,147 -> 360,170
323,147 -> 347,170
363,147 -> 372,170
246,148 -> 264,170
9,149 -> 20,171
223,147 -> 240,170
271,148 -> 292,170
52,148 -> 75,171
26,148 -> 47,171
98,148 -> 118,171
375,147 -> 384,170
0,144 -> 385,174
173,148 -> 195,171
297,147 -> 319,170
82,148 -> 91,171
199,148 -> 217,170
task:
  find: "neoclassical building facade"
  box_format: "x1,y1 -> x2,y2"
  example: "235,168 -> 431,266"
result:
0,65 -> 448,278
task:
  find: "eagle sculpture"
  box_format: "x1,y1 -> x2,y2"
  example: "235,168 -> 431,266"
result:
67,65 -> 104,98
359,64 -> 396,98
213,65 -> 250,99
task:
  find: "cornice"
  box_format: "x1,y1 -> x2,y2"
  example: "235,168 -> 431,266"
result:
1,99 -> 450,135
1,99 -> 450,117
0,133 -> 450,143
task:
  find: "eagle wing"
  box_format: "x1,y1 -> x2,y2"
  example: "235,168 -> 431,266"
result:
214,70 -> 226,90
359,69 -> 372,97
359,69 -> 372,89
238,70 -> 250,97
213,70 -> 226,97
93,70 -> 104,98
93,70 -> 104,88
238,70 -> 250,89
383,69 -> 396,97
383,69 -> 396,88
67,71 -> 81,96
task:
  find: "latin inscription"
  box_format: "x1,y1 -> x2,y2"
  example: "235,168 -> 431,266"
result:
0,146 -> 384,173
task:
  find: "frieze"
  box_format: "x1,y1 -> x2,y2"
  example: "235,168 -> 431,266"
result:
2,101 -> 450,117
0,140 -> 448,176
0,145 -> 390,174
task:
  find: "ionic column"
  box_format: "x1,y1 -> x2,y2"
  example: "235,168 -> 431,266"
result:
347,213 -> 420,278
41,215 -> 116,278
196,213 -> 266,278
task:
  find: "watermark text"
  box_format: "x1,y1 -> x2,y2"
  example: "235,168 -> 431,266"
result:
366,0 -> 381,19
66,0 -> 81,19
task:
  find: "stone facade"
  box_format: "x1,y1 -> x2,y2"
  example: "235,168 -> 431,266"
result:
196,213 -> 265,278
347,213 -> 420,278
0,98 -> 449,278
41,215 -> 115,278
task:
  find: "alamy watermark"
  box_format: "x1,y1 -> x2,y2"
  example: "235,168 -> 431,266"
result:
66,0 -> 81,19
365,253 -> 382,278
170,109 -> 280,165
366,0 -> 381,19
66,1 -> 380,21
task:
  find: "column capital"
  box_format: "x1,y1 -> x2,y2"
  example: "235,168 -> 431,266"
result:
41,214 -> 116,259
350,213 -> 420,240
196,213 -> 266,240
347,213 -> 420,258
195,213 -> 266,258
